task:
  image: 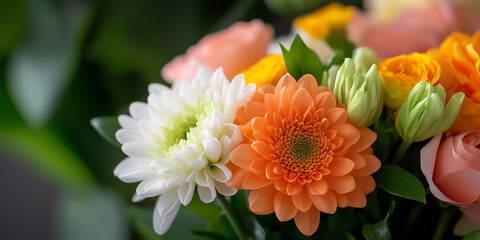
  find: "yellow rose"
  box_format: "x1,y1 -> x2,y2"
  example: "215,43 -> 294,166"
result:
377,52 -> 441,109
242,54 -> 287,87
293,3 -> 355,39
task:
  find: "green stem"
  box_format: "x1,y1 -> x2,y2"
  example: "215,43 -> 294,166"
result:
432,208 -> 456,240
217,195 -> 248,240
391,141 -> 412,164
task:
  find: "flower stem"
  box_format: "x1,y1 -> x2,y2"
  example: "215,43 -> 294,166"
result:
217,195 -> 248,240
432,207 -> 456,240
391,141 -> 412,164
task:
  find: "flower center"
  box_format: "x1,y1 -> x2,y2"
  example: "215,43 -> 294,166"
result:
274,118 -> 333,183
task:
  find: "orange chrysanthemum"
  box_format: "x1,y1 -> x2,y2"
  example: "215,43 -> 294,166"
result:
228,74 -> 381,236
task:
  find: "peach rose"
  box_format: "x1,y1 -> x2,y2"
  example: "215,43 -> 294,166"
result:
347,0 -> 480,59
161,20 -> 274,83
421,130 -> 480,227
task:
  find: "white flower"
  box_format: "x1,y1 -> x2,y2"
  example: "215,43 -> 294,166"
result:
114,68 -> 256,235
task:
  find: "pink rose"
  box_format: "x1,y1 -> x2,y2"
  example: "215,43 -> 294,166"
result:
347,0 -> 480,59
421,130 -> 480,227
161,20 -> 274,83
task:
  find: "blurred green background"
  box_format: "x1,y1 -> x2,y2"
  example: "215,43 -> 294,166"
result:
0,0 -> 363,239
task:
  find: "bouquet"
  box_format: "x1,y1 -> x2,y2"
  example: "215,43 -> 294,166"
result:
3,0 -> 479,239
92,1 -> 480,239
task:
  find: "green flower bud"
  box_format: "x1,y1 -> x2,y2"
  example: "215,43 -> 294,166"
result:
352,47 -> 377,74
395,81 -> 465,142
321,58 -> 383,127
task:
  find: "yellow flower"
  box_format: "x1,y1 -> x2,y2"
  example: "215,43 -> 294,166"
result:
293,3 -> 355,39
242,54 -> 287,87
377,52 -> 441,109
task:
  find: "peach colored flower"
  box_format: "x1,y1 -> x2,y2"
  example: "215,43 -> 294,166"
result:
421,130 -> 480,227
428,31 -> 480,133
228,74 -> 381,236
347,0 -> 480,59
161,20 -> 274,83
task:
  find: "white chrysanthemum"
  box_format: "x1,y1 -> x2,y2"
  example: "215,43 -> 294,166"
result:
114,68 -> 256,235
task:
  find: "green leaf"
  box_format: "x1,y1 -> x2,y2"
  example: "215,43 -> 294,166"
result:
281,35 -> 324,80
0,0 -> 27,56
464,230 -> 480,240
362,200 -> 396,240
57,188 -> 128,240
7,0 -> 93,127
374,164 -> 426,204
130,205 -> 209,240
372,111 -> 401,162
91,116 -> 121,148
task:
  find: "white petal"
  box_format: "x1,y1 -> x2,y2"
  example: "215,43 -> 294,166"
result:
197,185 -> 216,203
203,138 -> 221,162
114,157 -> 154,183
129,102 -> 150,119
195,170 -> 210,187
208,164 -> 232,183
122,141 -> 157,159
148,83 -> 169,96
116,129 -> 145,144
118,115 -> 139,130
132,193 -> 145,203
157,189 -> 182,216
177,182 -> 195,205
136,178 -> 168,197
153,202 -> 180,235
187,155 -> 208,170
215,181 -> 237,196
166,173 -> 188,187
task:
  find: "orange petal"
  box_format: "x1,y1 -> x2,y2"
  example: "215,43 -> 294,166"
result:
331,123 -> 360,149
274,192 -> 298,221
350,127 -> 377,153
252,117 -> 270,134
346,152 -> 366,170
314,91 -> 337,110
230,144 -> 260,169
351,153 -> 381,176
274,178 -> 288,193
245,101 -> 267,119
325,108 -> 348,126
336,193 -> 348,207
291,88 -> 315,114
307,180 -> 328,195
309,190 -> 337,214
240,124 -> 254,141
228,168 -> 249,189
346,188 -> 367,208
258,84 -> 275,96
235,107 -> 249,125
266,163 -> 282,180
326,175 -> 356,194
299,74 -> 321,97
294,207 -> 320,236
243,172 -> 272,189
275,74 -> 297,96
286,181 -> 303,195
249,186 -> 276,214
264,93 -> 279,114
251,141 -> 274,160
355,175 -> 376,194
253,131 -> 272,145
292,190 -> 313,212
249,158 -> 269,175
328,157 -> 355,176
